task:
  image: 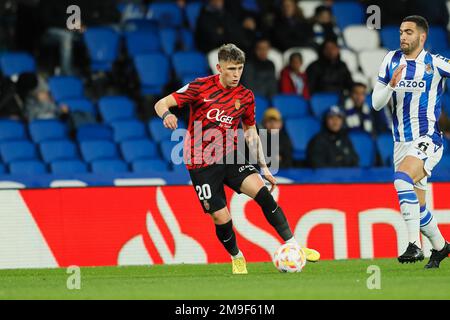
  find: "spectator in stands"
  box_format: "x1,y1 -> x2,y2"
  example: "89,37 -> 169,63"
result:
411,0 -> 449,27
261,108 -> 293,169
272,0 -> 314,51
307,106 -> 359,168
241,38 -> 277,99
23,74 -> 68,121
306,39 -> 353,94
279,52 -> 310,99
344,82 -> 374,135
311,5 -> 343,47
0,76 -> 23,120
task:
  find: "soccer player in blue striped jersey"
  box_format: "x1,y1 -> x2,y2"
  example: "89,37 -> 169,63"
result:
372,15 -> 450,268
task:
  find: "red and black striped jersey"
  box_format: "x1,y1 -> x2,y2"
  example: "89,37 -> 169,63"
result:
172,74 -> 256,170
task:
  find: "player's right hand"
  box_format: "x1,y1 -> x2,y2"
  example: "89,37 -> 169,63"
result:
163,114 -> 178,130
389,64 -> 406,88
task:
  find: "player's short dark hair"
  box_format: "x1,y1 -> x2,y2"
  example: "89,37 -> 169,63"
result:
402,15 -> 429,34
218,44 -> 246,64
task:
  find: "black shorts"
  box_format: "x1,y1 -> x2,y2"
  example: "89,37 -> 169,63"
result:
189,162 -> 259,214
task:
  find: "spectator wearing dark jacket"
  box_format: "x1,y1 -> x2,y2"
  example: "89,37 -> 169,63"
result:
306,39 -> 353,95
307,106 -> 359,168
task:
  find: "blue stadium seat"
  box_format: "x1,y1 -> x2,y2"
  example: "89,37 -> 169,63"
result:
111,120 -> 147,143
160,140 -> 184,163
120,139 -> 159,162
186,2 -> 203,30
426,26 -> 449,53
332,2 -> 365,30
0,141 -> 38,163
50,159 -> 88,174
80,140 -> 120,162
272,94 -> 309,119
310,93 -> 340,119
91,159 -> 129,174
9,160 -> 47,175
285,117 -> 321,161
98,96 -> 136,123
443,137 -> 450,154
39,140 -> 79,163
28,120 -> 68,143
0,120 -> 27,142
122,19 -> 159,33
349,132 -> 376,168
172,51 -> 209,81
158,28 -> 178,55
134,53 -> 170,95
379,25 -> 400,51
255,95 -> 270,124
76,124 -> 113,141
148,117 -> 186,142
62,98 -> 96,115
147,2 -> 183,28
0,52 -> 36,77
83,27 -> 120,72
0,163 -> 5,174
441,93 -> 450,116
125,30 -> 161,57
440,154 -> 450,168
48,76 -> 84,103
180,28 -> 195,51
376,133 -> 394,166
132,159 -> 169,173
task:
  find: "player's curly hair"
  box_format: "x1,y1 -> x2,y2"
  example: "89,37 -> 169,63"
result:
403,15 -> 429,34
218,44 -> 245,64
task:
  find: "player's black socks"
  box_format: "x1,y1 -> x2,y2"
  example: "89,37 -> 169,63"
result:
254,187 -> 293,241
215,220 -> 239,256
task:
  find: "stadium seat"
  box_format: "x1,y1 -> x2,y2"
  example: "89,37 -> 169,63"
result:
48,76 -> 84,103
359,49 -> 389,78
340,48 -> 359,74
80,140 -> 120,162
310,93 -> 340,119
9,160 -> 47,175
160,140 -> 184,163
0,141 -> 38,163
349,132 -> 376,167
132,159 -> 169,173
0,52 -> 36,77
0,163 -> 5,174
147,2 -> 183,28
134,53 -> 170,95
439,154 -> 450,168
180,28 -> 195,51
332,2 -> 365,30
426,26 -> 449,53
125,30 -> 161,57
172,51 -> 209,81
122,19 -> 159,33
186,2 -> 203,30
120,139 -> 159,162
158,27 -> 178,55
343,26 -> 380,52
297,0 -> 322,18
83,27 -> 120,72
76,124 -> 113,141
111,120 -> 147,143
39,140 -> 79,163
272,95 -> 309,118
379,25 -> 400,51
50,159 -> 89,174
91,159 -> 129,174
148,117 -> 186,143
282,47 -> 318,72
255,95 -> 270,124
62,98 -> 96,115
207,47 -> 220,75
98,96 -> 136,123
285,117 -> 321,160
28,120 -> 68,143
0,120 -> 27,142
268,48 -> 283,79
376,133 -> 394,166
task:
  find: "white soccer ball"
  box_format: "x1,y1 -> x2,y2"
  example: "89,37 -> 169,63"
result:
273,243 -> 307,273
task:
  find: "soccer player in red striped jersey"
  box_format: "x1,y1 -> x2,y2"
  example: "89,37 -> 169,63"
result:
154,44 -> 319,274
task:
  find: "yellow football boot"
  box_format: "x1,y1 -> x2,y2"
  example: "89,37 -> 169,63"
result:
302,247 -> 321,262
232,256 -> 248,274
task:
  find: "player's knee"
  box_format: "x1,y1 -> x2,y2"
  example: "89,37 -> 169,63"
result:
394,171 -> 415,191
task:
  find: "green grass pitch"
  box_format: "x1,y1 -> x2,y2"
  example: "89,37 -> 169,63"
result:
0,259 -> 449,300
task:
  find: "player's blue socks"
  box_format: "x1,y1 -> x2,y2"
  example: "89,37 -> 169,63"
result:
394,171 -> 421,247
254,186 -> 293,241
420,205 -> 446,251
215,220 -> 239,256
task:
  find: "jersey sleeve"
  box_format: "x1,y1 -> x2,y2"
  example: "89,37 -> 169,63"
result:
171,81 -> 201,107
433,54 -> 450,78
377,51 -> 394,85
242,91 -> 256,126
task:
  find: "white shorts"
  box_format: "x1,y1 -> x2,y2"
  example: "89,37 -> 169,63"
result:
393,135 -> 444,190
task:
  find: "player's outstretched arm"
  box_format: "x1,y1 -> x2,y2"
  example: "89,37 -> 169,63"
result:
154,94 -> 178,130
372,64 -> 405,111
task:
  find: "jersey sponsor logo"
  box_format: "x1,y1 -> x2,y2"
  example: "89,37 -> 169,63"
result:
395,80 -> 426,92
206,108 -> 234,124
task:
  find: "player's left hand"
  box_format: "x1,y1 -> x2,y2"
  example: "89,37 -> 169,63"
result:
261,167 -> 277,193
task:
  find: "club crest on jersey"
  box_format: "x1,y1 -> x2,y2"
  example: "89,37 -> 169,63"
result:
425,63 -> 433,75
235,99 -> 241,110
395,80 -> 426,92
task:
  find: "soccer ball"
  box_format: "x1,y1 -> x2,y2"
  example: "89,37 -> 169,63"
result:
273,243 -> 306,273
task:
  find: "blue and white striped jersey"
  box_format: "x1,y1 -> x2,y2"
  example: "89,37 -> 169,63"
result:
377,49 -> 450,143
